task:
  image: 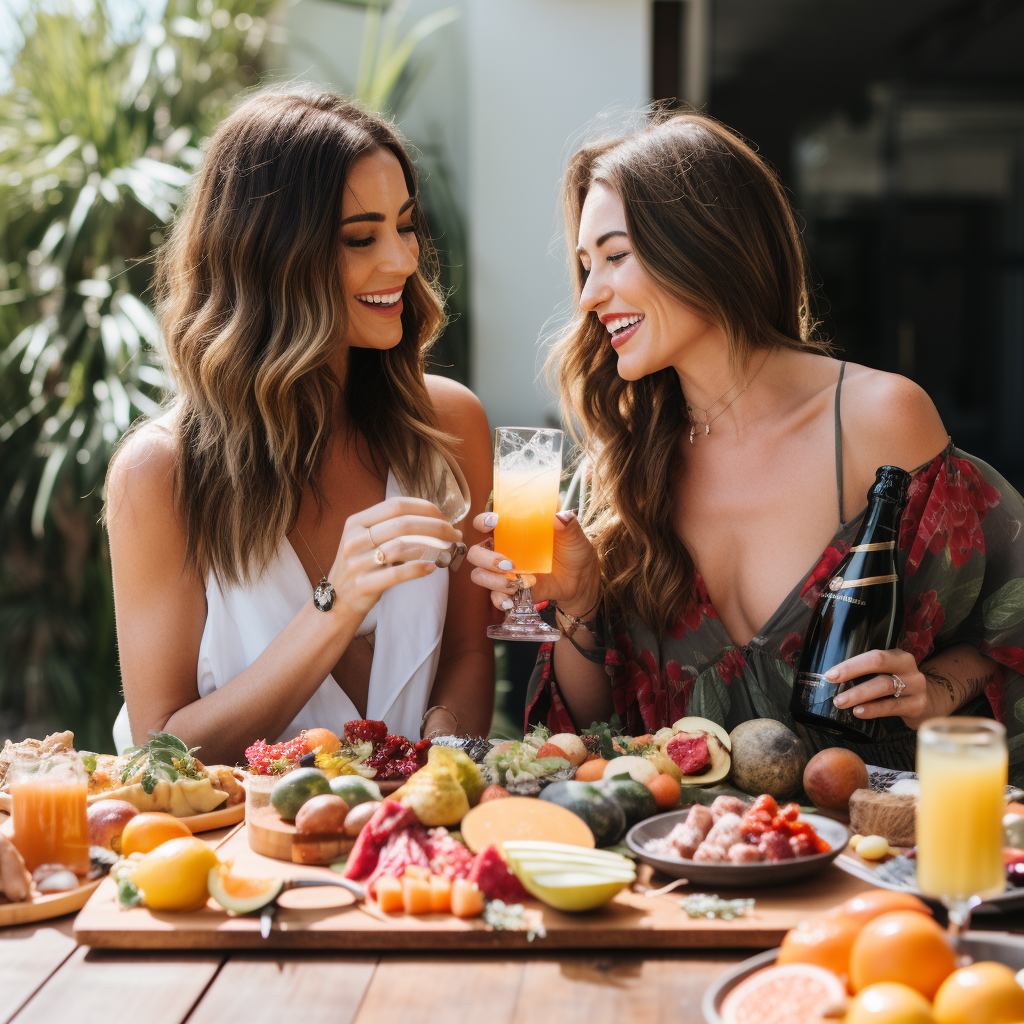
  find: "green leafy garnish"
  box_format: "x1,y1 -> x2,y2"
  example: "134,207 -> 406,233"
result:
582,721 -> 620,760
120,732 -> 204,794
117,878 -> 143,909
79,752 -> 98,774
679,893 -> 755,919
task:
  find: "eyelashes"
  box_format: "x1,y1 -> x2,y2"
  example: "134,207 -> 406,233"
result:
344,226 -> 419,249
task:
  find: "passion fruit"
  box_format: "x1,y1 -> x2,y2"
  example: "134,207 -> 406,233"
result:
803,747 -> 869,811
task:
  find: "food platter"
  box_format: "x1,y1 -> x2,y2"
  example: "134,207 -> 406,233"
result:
700,933 -> 1024,1024
0,791 -> 243,833
626,811 -> 850,887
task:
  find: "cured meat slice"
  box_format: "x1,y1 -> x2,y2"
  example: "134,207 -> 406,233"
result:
343,799 -> 418,881
467,845 -> 528,903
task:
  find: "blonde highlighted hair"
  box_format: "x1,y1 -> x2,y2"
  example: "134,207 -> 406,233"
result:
147,85 -> 453,584
552,112 -> 827,634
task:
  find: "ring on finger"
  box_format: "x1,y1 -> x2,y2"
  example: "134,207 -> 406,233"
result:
366,527 -> 388,566
891,673 -> 905,699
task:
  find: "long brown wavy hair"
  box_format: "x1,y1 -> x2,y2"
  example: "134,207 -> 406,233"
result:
552,112 -> 827,635
144,85 -> 453,585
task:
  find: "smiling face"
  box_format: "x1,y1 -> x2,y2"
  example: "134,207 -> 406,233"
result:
339,147 -> 421,351
576,182 -> 720,381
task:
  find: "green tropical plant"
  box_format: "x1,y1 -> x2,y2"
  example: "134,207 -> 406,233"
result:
0,0 -> 277,749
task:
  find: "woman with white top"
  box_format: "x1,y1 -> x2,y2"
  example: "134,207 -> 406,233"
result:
105,86 -> 494,764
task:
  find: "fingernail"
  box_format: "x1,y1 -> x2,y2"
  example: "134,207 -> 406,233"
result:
501,599 -> 513,610
555,510 -> 576,523
483,513 -> 498,528
825,668 -> 839,680
853,706 -> 863,715
833,697 -> 845,708
498,559 -> 514,571
481,538 -> 494,551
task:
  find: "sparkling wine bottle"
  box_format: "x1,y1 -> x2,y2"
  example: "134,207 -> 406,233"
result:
789,465 -> 911,743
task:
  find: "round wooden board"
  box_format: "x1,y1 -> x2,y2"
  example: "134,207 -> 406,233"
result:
459,796 -> 595,853
247,805 -> 354,864
0,792 -> 243,833
0,877 -> 101,928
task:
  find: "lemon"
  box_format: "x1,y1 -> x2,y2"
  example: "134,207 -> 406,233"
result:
132,837 -> 220,911
846,982 -> 934,1024
933,962 -> 1024,1024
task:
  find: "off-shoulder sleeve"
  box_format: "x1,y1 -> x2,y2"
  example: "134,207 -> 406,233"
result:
897,444 -> 1024,777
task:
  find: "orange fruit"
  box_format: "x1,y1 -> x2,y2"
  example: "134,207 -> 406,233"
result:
830,890 -> 933,926
646,773 -> 682,809
720,963 -> 847,1024
777,913 -> 862,982
120,812 -> 192,856
302,728 -> 340,754
849,910 -> 956,999
846,982 -> 934,1024
131,837 -> 219,911
573,759 -> 609,782
932,962 -> 1024,1024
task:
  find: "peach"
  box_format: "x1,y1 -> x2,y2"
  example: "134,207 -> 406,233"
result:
803,747 -> 869,811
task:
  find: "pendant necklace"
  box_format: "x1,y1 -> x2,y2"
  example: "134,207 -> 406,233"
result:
294,526 -> 336,612
686,350 -> 771,444
686,375 -> 739,444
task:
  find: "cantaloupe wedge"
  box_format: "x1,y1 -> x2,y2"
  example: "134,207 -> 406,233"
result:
376,874 -> 404,913
451,877 -> 484,918
401,874 -> 432,914
402,865 -> 431,880
429,874 -> 452,913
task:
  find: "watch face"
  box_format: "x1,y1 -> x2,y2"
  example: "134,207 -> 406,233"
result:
313,580 -> 336,612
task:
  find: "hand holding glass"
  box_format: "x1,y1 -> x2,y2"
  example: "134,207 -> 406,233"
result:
487,426 -> 563,641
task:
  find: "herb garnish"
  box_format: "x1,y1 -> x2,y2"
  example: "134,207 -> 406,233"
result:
120,732 -> 204,794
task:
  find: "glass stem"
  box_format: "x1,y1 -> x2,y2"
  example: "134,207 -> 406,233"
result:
505,582 -> 539,622
945,895 -> 981,958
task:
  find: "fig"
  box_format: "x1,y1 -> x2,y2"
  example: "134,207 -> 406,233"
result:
294,794 -> 349,836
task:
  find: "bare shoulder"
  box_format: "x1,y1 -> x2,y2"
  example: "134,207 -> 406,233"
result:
105,411 -> 179,529
840,364 -> 949,485
425,374 -> 489,441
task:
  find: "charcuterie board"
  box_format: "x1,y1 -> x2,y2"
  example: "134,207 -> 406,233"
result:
73,821 -> 875,951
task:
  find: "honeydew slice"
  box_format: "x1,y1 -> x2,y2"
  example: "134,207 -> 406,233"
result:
515,869 -> 631,912
503,848 -> 635,873
502,840 -> 630,864
510,861 -> 634,882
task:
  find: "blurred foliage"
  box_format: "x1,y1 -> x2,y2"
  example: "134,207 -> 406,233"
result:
0,0 -> 469,751
0,0 -> 277,749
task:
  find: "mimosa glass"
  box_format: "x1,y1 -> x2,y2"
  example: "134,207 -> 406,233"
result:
916,717 -> 1007,939
487,426 -> 563,641
9,750 -> 90,875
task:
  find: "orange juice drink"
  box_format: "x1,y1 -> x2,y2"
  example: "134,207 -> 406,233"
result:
493,464 -> 561,574
916,725 -> 1006,902
9,759 -> 90,876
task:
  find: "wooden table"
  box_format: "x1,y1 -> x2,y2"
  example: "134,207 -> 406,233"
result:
3,822 -> 1024,1024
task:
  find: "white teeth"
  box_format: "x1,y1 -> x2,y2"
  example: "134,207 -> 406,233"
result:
358,291 -> 402,306
605,314 -> 643,334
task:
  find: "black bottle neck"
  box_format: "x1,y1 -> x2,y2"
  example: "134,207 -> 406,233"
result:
851,466 -> 911,547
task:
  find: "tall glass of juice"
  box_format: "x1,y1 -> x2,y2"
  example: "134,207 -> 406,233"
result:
487,426 -> 564,641
916,717 -> 1006,937
9,750 -> 90,876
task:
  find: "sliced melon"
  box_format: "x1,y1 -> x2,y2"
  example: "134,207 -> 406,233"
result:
503,840 -> 635,869
207,864 -> 283,914
671,716 -> 731,751
513,867 -> 633,912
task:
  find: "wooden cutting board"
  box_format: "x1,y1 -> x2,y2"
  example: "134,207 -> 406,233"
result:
73,821 -> 876,951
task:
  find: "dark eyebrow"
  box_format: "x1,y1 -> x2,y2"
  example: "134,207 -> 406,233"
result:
341,197 -> 415,226
574,229 -> 628,256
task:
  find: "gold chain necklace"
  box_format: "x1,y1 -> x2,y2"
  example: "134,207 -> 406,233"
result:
686,350 -> 771,444
294,526 -> 336,612
685,375 -> 739,441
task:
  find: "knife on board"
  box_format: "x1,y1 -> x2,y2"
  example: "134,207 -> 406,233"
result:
257,877 -> 366,939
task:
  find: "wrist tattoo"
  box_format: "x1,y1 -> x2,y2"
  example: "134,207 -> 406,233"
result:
925,670 -> 957,706
923,669 -> 994,710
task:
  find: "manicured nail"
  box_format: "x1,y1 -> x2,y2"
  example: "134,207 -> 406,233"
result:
498,559 -> 514,571
833,697 -> 846,708
481,538 -> 494,550
825,668 -> 840,680
483,513 -> 498,528
555,510 -> 576,523
853,706 -> 863,715
501,599 -> 513,610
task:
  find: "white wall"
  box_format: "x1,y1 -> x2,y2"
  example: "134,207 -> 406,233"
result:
465,0 -> 651,427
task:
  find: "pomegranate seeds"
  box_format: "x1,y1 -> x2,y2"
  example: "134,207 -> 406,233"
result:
344,720 -> 388,746
245,736 -> 310,775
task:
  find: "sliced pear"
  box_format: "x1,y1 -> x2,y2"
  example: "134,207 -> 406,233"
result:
671,717 -> 731,751
512,866 -> 632,911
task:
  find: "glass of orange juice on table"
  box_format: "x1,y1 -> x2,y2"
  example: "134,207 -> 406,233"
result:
8,751 -> 90,876
916,717 -> 1007,939
487,426 -> 564,642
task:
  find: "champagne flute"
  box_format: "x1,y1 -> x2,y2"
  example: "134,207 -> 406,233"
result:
916,717 -> 1007,944
396,449 -> 471,568
486,426 -> 563,641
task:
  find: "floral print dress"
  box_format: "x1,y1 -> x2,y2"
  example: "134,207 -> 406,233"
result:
526,441 -> 1024,786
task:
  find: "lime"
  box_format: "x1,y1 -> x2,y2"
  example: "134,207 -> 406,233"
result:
270,767 -> 331,821
328,775 -> 382,807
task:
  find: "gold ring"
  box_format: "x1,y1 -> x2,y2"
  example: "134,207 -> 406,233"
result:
374,547 -> 387,565
892,674 -> 905,698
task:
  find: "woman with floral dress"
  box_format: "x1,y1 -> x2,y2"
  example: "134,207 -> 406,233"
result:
466,112 -> 1024,783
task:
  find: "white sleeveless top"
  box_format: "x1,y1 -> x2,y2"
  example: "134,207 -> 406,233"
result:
112,469 -> 449,752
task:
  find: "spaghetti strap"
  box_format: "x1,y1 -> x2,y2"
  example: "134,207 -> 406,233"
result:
835,361 -> 847,526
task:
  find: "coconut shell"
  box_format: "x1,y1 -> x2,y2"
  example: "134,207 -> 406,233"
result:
728,719 -> 809,800
848,788 -> 916,847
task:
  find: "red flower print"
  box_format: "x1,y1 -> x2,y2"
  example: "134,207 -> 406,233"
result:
985,670 -> 1005,723
898,590 -> 945,664
780,632 -> 803,667
801,542 -> 850,608
717,648 -> 746,686
900,453 -> 1000,576
669,573 -> 718,639
664,660 -> 697,721
980,642 -> 1024,676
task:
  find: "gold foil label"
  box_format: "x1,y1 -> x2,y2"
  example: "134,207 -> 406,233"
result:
849,541 -> 895,553
838,574 -> 898,589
